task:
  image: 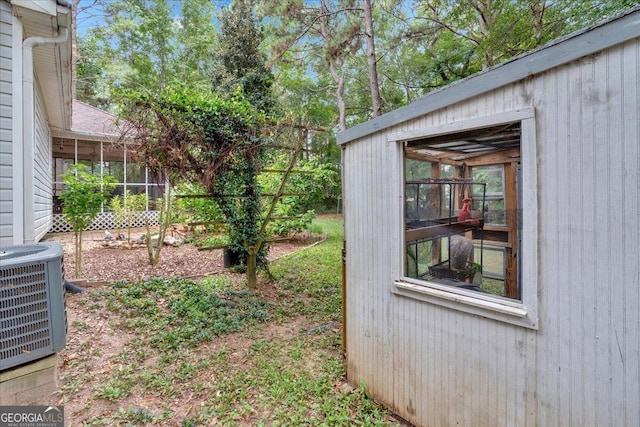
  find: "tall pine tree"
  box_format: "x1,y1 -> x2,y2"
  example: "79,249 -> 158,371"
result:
210,0 -> 276,288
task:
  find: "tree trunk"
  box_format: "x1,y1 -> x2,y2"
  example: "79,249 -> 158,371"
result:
74,230 -> 82,279
246,245 -> 258,290
319,0 -> 348,131
363,0 -> 382,117
147,184 -> 172,265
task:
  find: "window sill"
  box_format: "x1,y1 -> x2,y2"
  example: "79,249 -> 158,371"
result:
393,279 -> 538,330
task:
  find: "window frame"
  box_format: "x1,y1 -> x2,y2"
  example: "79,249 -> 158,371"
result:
391,108 -> 539,329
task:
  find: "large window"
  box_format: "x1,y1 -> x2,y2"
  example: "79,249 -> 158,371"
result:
394,110 -> 538,329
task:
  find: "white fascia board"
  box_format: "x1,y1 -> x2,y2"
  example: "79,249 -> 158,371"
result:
10,0 -> 57,16
51,129 -> 123,143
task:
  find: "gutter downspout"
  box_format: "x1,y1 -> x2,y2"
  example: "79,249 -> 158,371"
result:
21,27 -> 68,243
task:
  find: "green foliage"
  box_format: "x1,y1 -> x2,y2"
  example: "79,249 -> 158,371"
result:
60,164 -> 116,233
269,206 -> 316,237
108,190 -> 148,231
77,0 -> 630,183
106,277 -> 272,349
257,0 -> 634,128
270,218 -> 343,322
213,0 -> 275,113
289,160 -> 341,210
175,0 -> 219,89
75,34 -> 111,110
120,86 -> 265,185
78,0 -> 218,104
188,233 -> 229,249
113,408 -> 155,424
472,166 -> 503,194
173,182 -> 225,231
119,83 -> 273,284
95,382 -> 129,401
60,164 -> 116,278
76,0 -> 236,115
258,155 -> 340,235
207,0 -> 277,278
63,218 -> 400,425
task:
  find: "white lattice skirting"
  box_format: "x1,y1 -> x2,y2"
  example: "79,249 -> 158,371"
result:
49,211 -> 161,234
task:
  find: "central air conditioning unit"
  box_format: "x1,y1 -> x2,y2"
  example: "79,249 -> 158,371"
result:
0,242 -> 67,371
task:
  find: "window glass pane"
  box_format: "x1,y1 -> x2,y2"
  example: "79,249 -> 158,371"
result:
472,166 -> 505,225
472,166 -> 504,196
476,244 -> 505,279
406,235 -> 482,285
405,177 -> 486,288
441,164 -> 455,179
126,185 -> 146,196
148,184 -> 165,200
484,199 -> 506,224
148,173 -> 165,186
405,158 -> 433,180
53,195 -> 64,214
105,186 -> 148,212
406,183 -> 436,222
104,161 -> 125,182
77,159 -> 101,176
111,184 -> 125,198
148,185 -> 166,210
126,151 -> 145,183
53,158 -> 74,183
472,245 -> 506,297
403,124 -> 521,301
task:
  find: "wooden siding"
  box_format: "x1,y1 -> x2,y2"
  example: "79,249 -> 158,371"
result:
343,37 -> 640,426
33,83 -> 51,241
343,131 -> 401,405
0,1 -> 12,244
534,39 -> 640,427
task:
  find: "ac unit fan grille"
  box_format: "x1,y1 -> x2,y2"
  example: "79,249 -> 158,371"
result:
0,263 -> 53,363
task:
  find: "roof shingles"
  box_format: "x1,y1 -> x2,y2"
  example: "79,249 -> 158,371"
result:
71,100 -> 120,136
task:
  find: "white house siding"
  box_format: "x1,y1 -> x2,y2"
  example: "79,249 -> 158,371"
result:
0,1 -> 12,245
343,37 -> 640,426
32,83 -> 51,241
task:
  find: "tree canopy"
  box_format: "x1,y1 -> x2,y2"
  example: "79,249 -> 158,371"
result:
121,87 -> 265,190
72,0 -> 634,287
77,0 -> 634,131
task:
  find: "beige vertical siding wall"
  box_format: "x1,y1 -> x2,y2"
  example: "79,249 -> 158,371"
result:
343,38 -> 640,426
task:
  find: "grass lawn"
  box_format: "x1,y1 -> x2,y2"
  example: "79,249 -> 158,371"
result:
61,217 -> 402,426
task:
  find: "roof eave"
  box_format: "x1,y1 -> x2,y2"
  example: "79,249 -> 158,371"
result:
13,0 -> 73,130
50,129 -> 124,143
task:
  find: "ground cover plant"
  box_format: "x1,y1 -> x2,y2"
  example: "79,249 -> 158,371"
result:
59,217 -> 403,426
